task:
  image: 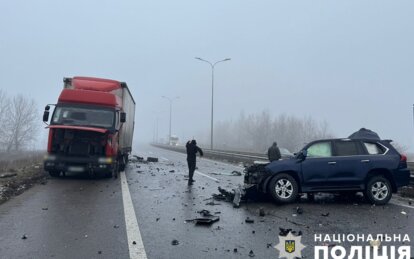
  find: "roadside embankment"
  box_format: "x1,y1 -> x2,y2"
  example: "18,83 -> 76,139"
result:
0,151 -> 46,204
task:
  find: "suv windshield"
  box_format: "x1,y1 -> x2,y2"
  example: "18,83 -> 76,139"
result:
51,105 -> 115,129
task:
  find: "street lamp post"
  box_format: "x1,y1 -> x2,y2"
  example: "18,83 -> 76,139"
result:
162,96 -> 179,145
195,57 -> 231,149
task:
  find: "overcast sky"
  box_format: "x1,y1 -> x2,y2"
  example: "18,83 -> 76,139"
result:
1,1 -> 413,151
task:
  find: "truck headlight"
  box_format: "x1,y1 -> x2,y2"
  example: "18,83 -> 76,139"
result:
98,157 -> 113,164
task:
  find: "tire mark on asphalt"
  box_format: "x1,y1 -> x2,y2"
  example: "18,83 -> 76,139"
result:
120,171 -> 148,259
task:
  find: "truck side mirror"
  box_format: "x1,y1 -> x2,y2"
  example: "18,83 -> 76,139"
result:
120,112 -> 126,123
43,105 -> 50,122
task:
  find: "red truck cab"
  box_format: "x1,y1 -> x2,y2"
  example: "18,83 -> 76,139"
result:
43,77 -> 135,178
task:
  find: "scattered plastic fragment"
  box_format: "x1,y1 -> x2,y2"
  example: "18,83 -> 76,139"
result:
245,217 -> 254,224
259,208 -> 265,217
147,157 -> 159,162
197,209 -> 213,217
194,216 -> 220,225
0,173 -> 17,178
206,201 -> 221,206
279,228 -> 302,237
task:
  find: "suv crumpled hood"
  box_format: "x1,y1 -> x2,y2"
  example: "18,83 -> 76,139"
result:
47,125 -> 108,134
265,158 -> 301,173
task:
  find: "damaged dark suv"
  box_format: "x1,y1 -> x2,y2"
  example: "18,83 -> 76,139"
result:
244,138 -> 410,205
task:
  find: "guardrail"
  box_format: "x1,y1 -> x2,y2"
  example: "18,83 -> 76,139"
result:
151,143 -> 268,164
152,143 -> 414,180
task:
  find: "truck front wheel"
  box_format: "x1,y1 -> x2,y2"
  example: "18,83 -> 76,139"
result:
113,163 -> 119,179
118,155 -> 126,172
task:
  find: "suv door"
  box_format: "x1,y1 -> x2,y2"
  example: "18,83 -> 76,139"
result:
301,141 -> 335,190
328,140 -> 367,189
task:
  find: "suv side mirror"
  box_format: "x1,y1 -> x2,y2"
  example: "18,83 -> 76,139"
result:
43,105 -> 50,122
120,112 -> 126,123
297,150 -> 307,160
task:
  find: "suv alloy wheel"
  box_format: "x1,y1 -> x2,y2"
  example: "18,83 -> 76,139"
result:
269,173 -> 299,203
365,176 -> 392,205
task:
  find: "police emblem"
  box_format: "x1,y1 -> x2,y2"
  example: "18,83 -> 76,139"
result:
285,240 -> 295,253
274,231 -> 306,259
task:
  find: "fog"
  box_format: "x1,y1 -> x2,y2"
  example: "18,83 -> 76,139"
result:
0,1 -> 413,152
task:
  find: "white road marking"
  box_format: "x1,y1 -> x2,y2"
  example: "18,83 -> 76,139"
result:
195,170 -> 220,182
160,157 -> 169,161
390,200 -> 414,210
120,171 -> 148,259
200,157 -> 245,170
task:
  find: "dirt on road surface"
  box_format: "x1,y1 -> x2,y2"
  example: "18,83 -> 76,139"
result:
0,151 -> 46,204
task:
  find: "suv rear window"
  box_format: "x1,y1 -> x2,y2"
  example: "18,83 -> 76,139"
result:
335,141 -> 362,156
364,142 -> 385,155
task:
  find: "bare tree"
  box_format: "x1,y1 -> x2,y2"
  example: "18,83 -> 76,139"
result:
214,110 -> 335,153
4,95 -> 38,151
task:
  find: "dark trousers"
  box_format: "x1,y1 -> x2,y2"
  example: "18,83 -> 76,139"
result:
187,159 -> 196,180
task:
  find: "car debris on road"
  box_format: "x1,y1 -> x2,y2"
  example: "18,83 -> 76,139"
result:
211,185 -> 258,208
185,209 -> 220,225
248,250 -> 255,257
147,157 -> 159,163
210,171 -> 242,176
0,173 -> 17,178
259,207 -> 265,217
245,217 -> 254,224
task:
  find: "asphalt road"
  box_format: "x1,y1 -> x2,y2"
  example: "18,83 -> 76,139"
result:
0,145 -> 413,259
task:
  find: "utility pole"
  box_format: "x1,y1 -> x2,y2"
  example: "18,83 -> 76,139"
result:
195,57 -> 231,149
162,96 -> 179,145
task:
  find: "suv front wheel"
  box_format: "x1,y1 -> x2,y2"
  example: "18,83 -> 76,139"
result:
269,173 -> 299,204
365,176 -> 392,205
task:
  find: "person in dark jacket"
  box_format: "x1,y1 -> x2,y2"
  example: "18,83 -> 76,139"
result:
186,139 -> 203,185
268,142 -> 281,162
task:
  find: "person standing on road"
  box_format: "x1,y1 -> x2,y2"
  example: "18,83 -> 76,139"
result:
268,142 -> 281,162
186,139 -> 203,185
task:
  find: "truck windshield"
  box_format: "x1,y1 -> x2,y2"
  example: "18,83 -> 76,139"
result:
51,106 -> 115,129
